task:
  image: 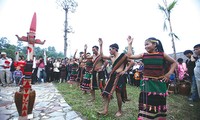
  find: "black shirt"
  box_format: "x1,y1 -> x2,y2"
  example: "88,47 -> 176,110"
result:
185,57 -> 198,77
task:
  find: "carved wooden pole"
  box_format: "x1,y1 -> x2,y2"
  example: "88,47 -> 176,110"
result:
15,12 -> 46,118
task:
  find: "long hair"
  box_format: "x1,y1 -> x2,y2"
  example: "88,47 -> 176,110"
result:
146,37 -> 169,73
146,37 -> 164,52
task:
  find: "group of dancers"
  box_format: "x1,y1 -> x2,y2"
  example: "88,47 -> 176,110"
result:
66,36 -> 177,119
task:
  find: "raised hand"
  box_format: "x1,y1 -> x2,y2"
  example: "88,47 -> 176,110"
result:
98,38 -> 103,46
127,35 -> 133,45
84,44 -> 87,50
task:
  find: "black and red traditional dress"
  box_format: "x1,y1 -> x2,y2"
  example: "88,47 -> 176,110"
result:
68,62 -> 79,84
81,60 -> 93,92
138,52 -> 168,120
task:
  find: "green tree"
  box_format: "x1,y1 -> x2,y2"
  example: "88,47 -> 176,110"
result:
47,46 -> 56,52
34,46 -> 44,58
0,37 -> 9,50
5,44 -> 16,59
159,0 -> 179,60
57,52 -> 65,58
20,46 -> 28,57
16,41 -> 24,53
46,46 -> 56,58
0,43 -> 15,59
0,37 -> 16,58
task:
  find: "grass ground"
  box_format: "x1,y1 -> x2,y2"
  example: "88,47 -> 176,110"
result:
55,82 -> 200,120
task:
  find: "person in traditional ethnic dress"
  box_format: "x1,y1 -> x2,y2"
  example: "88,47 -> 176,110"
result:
87,45 -> 108,102
81,45 -> 93,93
127,36 -> 177,120
97,38 -> 134,117
67,50 -> 79,84
74,51 -> 85,86
68,58 -> 79,84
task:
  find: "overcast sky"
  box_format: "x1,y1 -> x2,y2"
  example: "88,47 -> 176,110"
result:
0,0 -> 200,57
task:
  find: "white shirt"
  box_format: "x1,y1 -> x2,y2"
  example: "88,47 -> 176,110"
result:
53,62 -> 60,72
194,58 -> 200,81
133,64 -> 140,70
0,57 -> 12,70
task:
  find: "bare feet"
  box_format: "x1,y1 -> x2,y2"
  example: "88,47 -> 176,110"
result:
115,111 -> 122,117
97,111 -> 108,116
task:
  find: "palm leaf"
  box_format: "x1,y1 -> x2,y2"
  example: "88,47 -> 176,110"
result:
167,0 -> 177,12
158,4 -> 168,16
173,33 -> 180,40
168,32 -> 180,40
158,4 -> 165,11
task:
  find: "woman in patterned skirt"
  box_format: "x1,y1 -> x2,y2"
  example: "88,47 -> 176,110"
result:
127,36 -> 177,120
81,52 -> 93,93
68,58 -> 79,84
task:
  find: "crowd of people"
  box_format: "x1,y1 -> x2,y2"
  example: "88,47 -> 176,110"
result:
0,36 -> 200,119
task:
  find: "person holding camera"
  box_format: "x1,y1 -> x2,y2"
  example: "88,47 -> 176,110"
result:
37,56 -> 46,83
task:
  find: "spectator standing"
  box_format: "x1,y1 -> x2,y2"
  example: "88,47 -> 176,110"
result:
177,58 -> 187,81
13,66 -> 23,85
53,58 -> 60,82
31,55 -> 38,84
46,57 -> 54,82
194,44 -> 200,98
184,50 -> 199,101
0,52 -> 12,87
66,58 -> 72,81
10,58 -> 16,83
59,60 -> 67,83
37,56 -> 46,83
132,61 -> 141,87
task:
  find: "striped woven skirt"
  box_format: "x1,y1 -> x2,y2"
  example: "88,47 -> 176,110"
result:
81,72 -> 92,92
138,79 -> 168,120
